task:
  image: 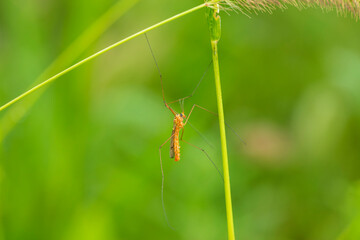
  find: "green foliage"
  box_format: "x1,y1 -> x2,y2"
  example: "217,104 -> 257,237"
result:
338,182 -> 360,240
0,0 -> 360,240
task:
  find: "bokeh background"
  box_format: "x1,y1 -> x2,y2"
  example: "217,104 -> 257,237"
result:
1,0 -> 360,239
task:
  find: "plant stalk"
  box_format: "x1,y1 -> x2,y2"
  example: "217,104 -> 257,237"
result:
0,2 -> 214,112
207,2 -> 235,239
211,40 -> 235,240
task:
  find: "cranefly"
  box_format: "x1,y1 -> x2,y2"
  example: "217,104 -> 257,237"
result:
145,33 -> 224,229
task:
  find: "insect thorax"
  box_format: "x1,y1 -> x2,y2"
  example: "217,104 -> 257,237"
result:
174,114 -> 185,128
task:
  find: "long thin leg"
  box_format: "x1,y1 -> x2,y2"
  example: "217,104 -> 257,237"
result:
166,60 -> 213,106
185,104 -> 246,145
180,128 -> 222,180
182,121 -> 215,149
145,33 -> 177,116
146,34 -> 214,117
180,137 -> 223,181
159,133 -> 176,230
189,121 -> 215,149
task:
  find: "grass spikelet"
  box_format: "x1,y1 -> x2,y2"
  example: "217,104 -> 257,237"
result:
219,0 -> 360,18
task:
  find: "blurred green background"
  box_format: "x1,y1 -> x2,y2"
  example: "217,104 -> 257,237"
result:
1,0 -> 360,239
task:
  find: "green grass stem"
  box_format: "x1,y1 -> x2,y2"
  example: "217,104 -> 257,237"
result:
211,40 -> 236,240
207,2 -> 235,239
0,2 -> 211,113
0,0 -> 139,142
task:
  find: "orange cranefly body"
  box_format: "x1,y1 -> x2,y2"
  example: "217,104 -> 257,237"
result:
173,114 -> 185,162
173,127 -> 180,161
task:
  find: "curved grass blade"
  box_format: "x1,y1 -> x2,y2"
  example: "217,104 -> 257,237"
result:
0,0 -> 139,143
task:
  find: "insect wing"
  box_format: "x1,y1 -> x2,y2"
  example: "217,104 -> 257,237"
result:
169,127 -> 175,158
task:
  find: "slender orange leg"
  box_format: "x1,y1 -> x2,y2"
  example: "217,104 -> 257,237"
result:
159,133 -> 176,229
184,104 -> 215,126
145,33 -> 177,116
146,32 -> 212,115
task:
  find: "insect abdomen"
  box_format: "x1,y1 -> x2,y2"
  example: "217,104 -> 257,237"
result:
174,128 -> 180,161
